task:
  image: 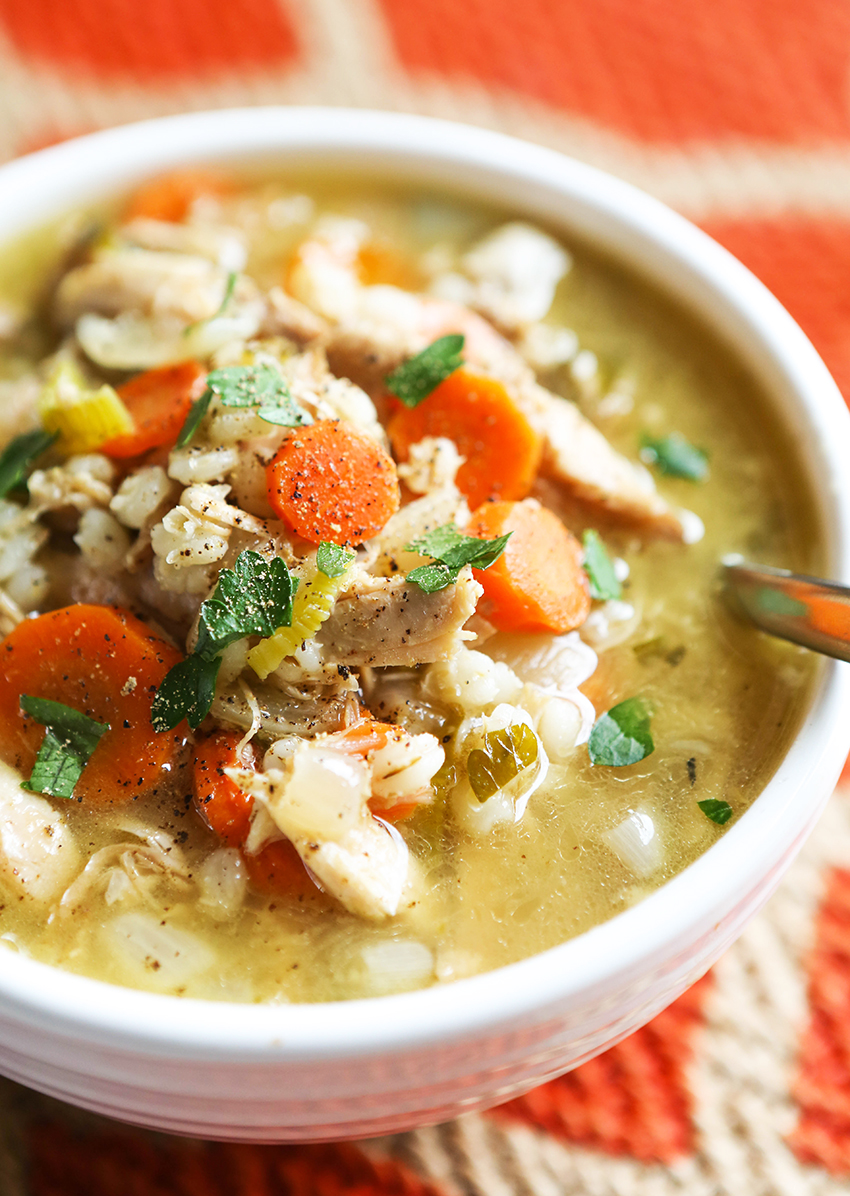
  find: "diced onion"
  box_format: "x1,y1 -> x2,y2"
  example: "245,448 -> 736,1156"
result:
360,939 -> 435,995
603,811 -> 664,878
102,911 -> 215,990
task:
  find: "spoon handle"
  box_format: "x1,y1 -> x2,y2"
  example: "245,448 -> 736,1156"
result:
722,559 -> 850,662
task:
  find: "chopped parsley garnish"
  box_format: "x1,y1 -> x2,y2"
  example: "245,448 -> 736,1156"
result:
385,334 -> 465,408
183,270 -> 237,337
639,432 -> 708,481
698,798 -> 733,825
176,390 -> 213,448
0,429 -> 58,499
405,522 -> 511,593
582,529 -> 621,601
317,541 -> 356,578
19,695 -> 109,799
151,654 -> 222,733
176,364 -> 312,448
588,697 -> 654,767
195,550 -> 297,660
152,550 -> 297,731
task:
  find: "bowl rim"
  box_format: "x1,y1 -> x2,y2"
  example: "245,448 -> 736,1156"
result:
1,105 -> 849,1061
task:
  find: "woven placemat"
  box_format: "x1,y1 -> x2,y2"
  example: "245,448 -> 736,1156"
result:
1,1 -> 850,1191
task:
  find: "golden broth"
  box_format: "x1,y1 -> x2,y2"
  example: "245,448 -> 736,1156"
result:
0,178 -> 819,1001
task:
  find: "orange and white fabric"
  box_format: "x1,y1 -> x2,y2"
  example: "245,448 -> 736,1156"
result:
1,1 -> 850,1192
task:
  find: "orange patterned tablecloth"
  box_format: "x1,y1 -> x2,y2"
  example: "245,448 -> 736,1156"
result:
2,2 -> 850,1192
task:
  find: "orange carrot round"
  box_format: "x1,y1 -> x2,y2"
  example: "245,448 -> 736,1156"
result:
244,839 -> 310,898
466,500 -> 591,634
266,419 -> 400,545
123,169 -> 233,224
101,362 -> 207,459
387,368 -> 542,509
0,605 -> 184,804
193,729 -> 255,845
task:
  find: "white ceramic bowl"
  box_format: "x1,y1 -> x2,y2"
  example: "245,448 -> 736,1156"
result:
0,108 -> 849,1143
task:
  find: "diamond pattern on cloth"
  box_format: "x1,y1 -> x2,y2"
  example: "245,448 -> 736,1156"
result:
495,977 -> 712,1164
789,867 -> 850,1176
0,0 -> 300,82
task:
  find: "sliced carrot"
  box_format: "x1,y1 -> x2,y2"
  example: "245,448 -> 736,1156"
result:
100,361 -> 208,459
387,368 -> 542,509
356,243 -> 421,290
327,718 -> 393,756
244,838 -> 311,898
193,729 -> 255,845
266,419 -> 400,545
192,729 -> 309,898
328,719 -> 424,822
123,169 -> 233,224
0,605 -> 184,804
466,500 -> 591,634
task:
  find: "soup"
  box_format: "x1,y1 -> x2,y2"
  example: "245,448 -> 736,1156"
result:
0,172 -> 818,1002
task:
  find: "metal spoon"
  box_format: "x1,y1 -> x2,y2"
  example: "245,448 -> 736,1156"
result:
722,558 -> 850,662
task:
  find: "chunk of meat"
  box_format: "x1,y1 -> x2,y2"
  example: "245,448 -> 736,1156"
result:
509,378 -> 689,539
231,752 -> 410,919
0,760 -> 81,902
313,283 -> 690,539
55,248 -> 235,326
317,567 -> 482,666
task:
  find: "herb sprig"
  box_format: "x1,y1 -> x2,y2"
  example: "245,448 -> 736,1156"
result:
0,429 -> 58,499
20,695 -> 109,799
183,270 -> 237,338
317,541 -> 356,578
385,334 -> 465,408
698,799 -> 733,825
639,432 -> 708,481
405,523 -> 511,593
588,697 -> 654,767
177,365 -> 312,449
582,529 -> 622,601
152,550 -> 297,731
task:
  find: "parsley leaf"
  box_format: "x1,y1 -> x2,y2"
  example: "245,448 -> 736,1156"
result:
0,429 -> 58,498
151,654 -> 222,732
698,799 -> 733,825
152,551 -> 298,731
582,529 -> 622,601
317,541 -> 356,578
385,334 -> 465,408
176,389 -> 213,448
405,523 -> 511,592
19,695 -> 109,799
176,365 -> 311,448
588,697 -> 654,767
195,550 -> 298,660
639,432 -> 708,481
183,270 -> 237,337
